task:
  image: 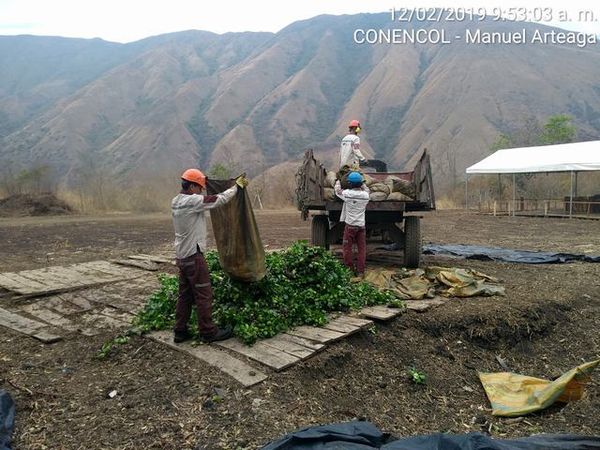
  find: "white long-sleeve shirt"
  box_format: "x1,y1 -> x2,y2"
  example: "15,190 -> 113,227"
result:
171,186 -> 237,258
339,134 -> 366,169
334,180 -> 370,227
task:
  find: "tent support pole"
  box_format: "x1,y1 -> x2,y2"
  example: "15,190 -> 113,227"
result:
569,171 -> 574,218
512,174 -> 516,217
465,175 -> 469,210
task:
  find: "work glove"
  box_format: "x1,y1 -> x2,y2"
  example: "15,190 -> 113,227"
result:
235,173 -> 249,188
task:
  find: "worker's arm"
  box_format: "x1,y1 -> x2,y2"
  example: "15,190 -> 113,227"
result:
352,138 -> 366,162
192,185 -> 238,211
362,183 -> 370,194
334,180 -> 345,200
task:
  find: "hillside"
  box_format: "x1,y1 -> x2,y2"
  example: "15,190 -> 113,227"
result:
1,14 -> 600,195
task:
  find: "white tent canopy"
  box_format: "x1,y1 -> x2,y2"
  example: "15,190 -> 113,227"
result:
466,140 -> 600,174
464,140 -> 600,217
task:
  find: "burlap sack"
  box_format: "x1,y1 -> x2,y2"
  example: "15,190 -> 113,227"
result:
369,183 -> 390,195
387,192 -> 413,201
323,187 -> 335,201
385,175 -> 416,198
363,174 -> 375,187
207,179 -> 266,282
369,191 -> 388,201
324,171 -> 337,188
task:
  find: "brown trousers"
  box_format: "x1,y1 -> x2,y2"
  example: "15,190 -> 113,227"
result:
343,225 -> 366,274
174,251 -> 217,336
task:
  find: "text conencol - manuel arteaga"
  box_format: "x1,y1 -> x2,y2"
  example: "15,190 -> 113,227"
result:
353,28 -> 597,48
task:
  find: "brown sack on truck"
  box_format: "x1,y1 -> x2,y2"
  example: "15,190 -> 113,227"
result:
207,179 -> 266,282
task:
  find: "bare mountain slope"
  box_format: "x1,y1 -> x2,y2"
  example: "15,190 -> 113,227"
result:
1,15 -> 599,193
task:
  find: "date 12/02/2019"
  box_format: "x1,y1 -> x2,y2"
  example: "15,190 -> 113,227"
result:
389,7 -> 595,23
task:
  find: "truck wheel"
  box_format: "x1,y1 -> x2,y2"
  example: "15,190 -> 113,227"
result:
403,216 -> 421,268
311,215 -> 329,249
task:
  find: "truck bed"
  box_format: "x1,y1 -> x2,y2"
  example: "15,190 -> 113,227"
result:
296,149 -> 435,217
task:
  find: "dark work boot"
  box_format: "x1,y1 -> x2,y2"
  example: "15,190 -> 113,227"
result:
201,325 -> 233,343
174,330 -> 192,343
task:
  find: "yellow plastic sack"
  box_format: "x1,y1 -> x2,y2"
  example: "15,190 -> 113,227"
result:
479,359 -> 600,417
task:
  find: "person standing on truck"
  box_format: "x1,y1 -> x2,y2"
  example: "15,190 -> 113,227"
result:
334,171 -> 370,278
339,119 -> 367,170
171,168 -> 248,343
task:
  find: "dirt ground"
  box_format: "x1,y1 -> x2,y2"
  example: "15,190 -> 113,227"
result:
0,209 -> 599,449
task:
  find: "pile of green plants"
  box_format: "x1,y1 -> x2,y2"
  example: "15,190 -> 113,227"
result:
134,241 -> 399,344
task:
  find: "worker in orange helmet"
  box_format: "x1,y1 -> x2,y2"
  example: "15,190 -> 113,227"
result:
171,168 -> 248,343
339,119 -> 367,170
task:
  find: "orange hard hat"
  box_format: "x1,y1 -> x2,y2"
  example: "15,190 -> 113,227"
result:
181,168 -> 206,187
349,119 -> 361,128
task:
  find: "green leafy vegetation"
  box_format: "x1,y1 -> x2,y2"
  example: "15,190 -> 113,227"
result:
408,367 -> 427,385
96,335 -> 130,360
134,241 -> 398,344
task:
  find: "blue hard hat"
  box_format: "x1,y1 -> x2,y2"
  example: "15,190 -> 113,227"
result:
348,172 -> 363,183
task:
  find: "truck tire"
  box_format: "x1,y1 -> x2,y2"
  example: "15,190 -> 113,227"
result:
311,215 -> 329,249
403,216 -> 421,268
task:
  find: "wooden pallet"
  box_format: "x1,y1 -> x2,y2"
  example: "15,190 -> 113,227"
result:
0,307 -> 62,343
149,331 -> 267,387
0,261 -> 148,296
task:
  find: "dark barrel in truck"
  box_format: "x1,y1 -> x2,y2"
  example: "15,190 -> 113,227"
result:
295,149 -> 436,268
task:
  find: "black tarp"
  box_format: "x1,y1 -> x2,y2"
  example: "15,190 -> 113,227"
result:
206,179 -> 266,282
422,244 -> 600,264
0,391 -> 14,450
261,421 -> 600,450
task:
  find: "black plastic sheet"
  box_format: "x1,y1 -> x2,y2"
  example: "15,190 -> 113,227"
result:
261,421 -> 600,450
422,244 -> 600,264
0,390 -> 14,450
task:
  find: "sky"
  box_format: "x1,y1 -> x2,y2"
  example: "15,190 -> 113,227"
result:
0,0 -> 599,43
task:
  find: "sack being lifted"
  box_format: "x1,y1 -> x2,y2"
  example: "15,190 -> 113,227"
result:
207,178 -> 266,282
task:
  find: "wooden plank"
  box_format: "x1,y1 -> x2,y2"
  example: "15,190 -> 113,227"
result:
0,307 -> 62,342
0,274 -> 24,291
31,330 -> 63,343
285,326 -> 345,344
64,264 -> 122,282
5,270 -> 61,291
82,261 -> 145,278
275,333 -> 325,351
98,307 -> 135,324
216,338 -> 300,371
78,290 -> 144,313
16,268 -> 71,288
57,293 -> 93,311
333,316 -> 374,328
321,320 -> 360,334
72,262 -> 129,279
42,296 -> 84,315
0,307 -> 46,333
127,254 -> 173,264
35,267 -> 90,287
20,304 -> 75,328
80,312 -> 130,329
20,303 -> 97,335
405,298 -> 446,312
359,305 -> 403,321
260,335 -> 319,360
149,331 -> 267,387
0,272 -> 56,293
112,259 -> 158,271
